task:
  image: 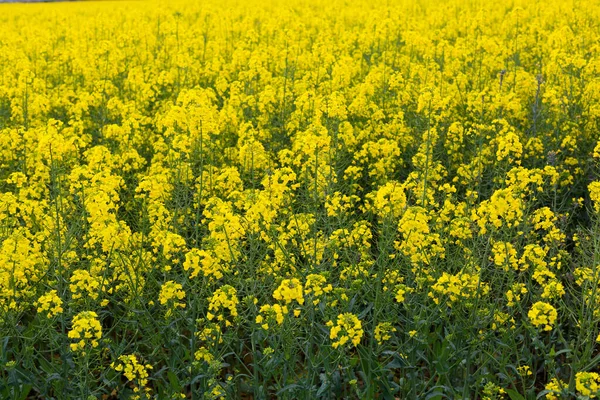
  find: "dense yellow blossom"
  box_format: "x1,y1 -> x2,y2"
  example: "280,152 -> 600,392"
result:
429,272 -> 489,306
576,372 -> 600,398
491,241 -> 519,271
159,281 -> 186,318
255,304 -> 287,330
68,311 -> 102,353
273,278 -> 304,306
111,354 -> 152,398
304,274 -> 333,305
35,290 -> 63,318
591,182 -> 600,213
327,313 -> 363,349
545,378 -> 566,400
70,269 -> 101,301
2,0 -> 600,397
0,232 -> 45,311
207,285 -> 238,327
528,302 -> 558,331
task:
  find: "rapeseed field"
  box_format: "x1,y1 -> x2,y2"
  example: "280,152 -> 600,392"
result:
1,0 -> 600,398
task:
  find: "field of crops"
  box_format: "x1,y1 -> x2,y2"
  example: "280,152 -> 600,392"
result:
2,0 -> 600,398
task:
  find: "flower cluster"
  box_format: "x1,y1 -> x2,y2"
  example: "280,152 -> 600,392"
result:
68,311 -> 102,354
35,290 -> 63,318
207,286 -> 238,327
2,0 -> 600,397
111,354 -> 152,399
273,278 -> 304,306
326,313 -> 364,349
528,302 -> 558,331
374,322 -> 396,345
159,281 -> 186,318
576,372 -> 600,398
304,274 -> 333,305
255,304 -> 287,330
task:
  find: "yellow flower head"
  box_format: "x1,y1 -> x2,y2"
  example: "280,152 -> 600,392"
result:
576,372 -> 600,398
374,322 -> 396,344
159,281 -> 186,318
35,290 -> 63,318
327,313 -> 363,349
273,278 -> 304,305
528,301 -> 557,331
68,311 -> 102,353
207,285 -> 238,327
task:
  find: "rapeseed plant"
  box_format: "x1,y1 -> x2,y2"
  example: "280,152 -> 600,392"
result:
2,0 -> 600,398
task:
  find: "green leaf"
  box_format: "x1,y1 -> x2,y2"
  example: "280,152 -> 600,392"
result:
505,389 -> 526,400
16,384 -> 33,400
167,370 -> 181,391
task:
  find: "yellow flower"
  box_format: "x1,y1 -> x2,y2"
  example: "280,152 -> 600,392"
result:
273,278 -> 304,305
70,269 -> 101,301
491,241 -> 519,271
541,280 -> 565,300
374,322 -> 396,344
429,272 -> 489,306
482,382 -> 506,400
194,347 -> 214,364
256,304 -> 288,329
576,372 -> 600,398
396,207 -> 445,265
68,311 -> 102,353
590,182 -> 600,213
207,285 -> 238,327
528,301 -> 557,331
545,377 -> 566,400
366,181 -> 406,219
495,122 -> 523,164
35,290 -> 63,318
111,354 -> 152,396
159,281 -> 186,318
506,283 -> 527,307
327,313 -> 363,349
305,274 -> 332,305
394,284 -> 409,303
